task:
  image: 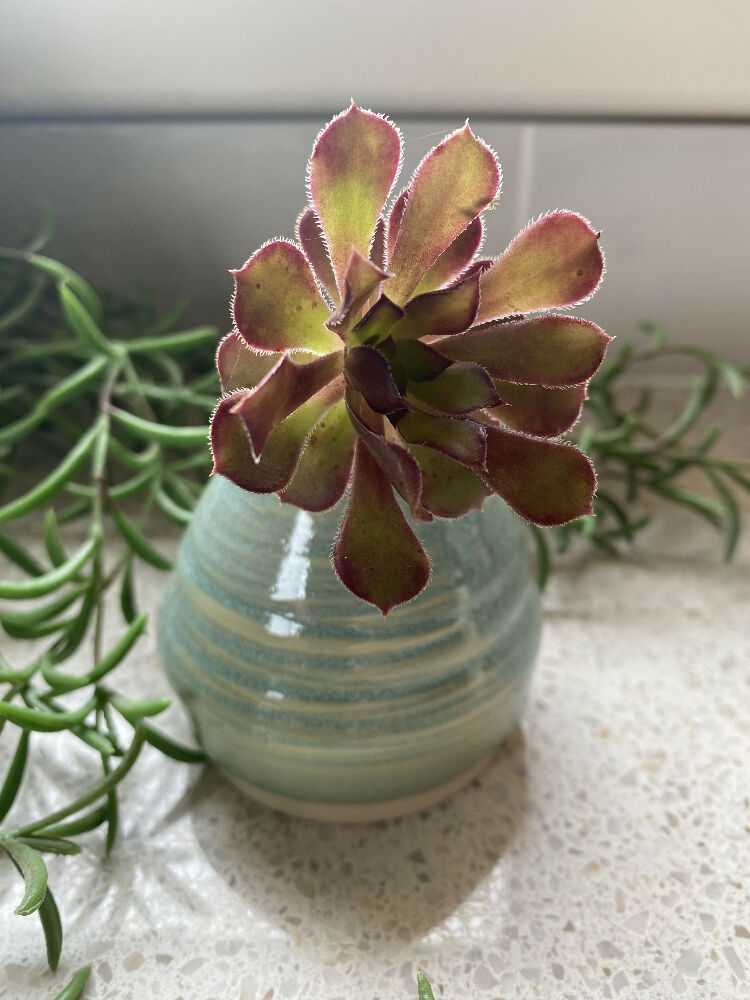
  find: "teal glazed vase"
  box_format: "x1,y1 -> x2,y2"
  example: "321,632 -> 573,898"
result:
158,475 -> 542,821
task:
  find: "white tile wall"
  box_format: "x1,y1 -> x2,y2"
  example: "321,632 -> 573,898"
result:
2,119 -> 749,366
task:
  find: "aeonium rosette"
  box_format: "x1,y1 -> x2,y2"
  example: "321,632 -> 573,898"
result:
211,103 -> 610,614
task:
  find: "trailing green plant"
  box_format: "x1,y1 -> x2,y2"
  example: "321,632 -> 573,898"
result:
527,321 -> 750,586
0,238 -> 211,976
212,102 -> 610,613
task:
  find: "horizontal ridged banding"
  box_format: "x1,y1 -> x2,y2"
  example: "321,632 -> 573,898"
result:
158,476 -> 541,807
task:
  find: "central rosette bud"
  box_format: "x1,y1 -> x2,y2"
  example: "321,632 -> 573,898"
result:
210,103 -> 609,613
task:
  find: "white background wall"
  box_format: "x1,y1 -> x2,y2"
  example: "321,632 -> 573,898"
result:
1,2 -> 749,364
2,0 -> 750,118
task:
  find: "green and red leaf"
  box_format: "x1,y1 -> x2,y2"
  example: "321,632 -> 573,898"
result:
406,362 -> 499,415
297,208 -> 339,303
385,188 -> 408,264
477,212 -> 604,323
414,216 -> 484,295
279,399 -> 355,511
350,296 -> 404,346
216,332 -> 278,394
309,103 -> 401,295
370,216 -> 387,269
410,445 -> 490,518
390,272 -> 480,341
436,315 -> 611,386
491,381 -> 586,437
333,439 -> 430,614
232,240 -> 340,354
483,426 -> 596,525
326,249 -> 390,336
386,124 -> 500,305
345,346 -> 403,414
211,381 -> 341,494
397,410 -> 486,467
346,391 -> 423,514
232,351 -> 344,457
388,339 -> 452,383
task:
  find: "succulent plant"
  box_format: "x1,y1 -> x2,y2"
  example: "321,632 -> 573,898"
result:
211,103 -> 609,613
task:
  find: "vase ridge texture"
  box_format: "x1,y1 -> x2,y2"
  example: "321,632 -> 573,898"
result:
158,476 -> 542,820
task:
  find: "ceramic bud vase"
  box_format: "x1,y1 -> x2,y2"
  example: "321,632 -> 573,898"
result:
158,475 -> 542,821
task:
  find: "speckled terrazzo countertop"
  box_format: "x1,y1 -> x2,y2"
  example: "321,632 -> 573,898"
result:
2,506 -> 749,1000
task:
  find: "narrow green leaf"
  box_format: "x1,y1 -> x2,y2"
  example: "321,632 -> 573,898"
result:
18,836 -> 81,856
417,970 -> 436,1000
0,529 -> 45,576
0,729 -> 30,822
705,469 -> 741,560
35,803 -> 110,839
16,726 -> 147,837
110,406 -> 208,448
59,283 -> 115,357
2,614 -> 75,640
143,724 -> 205,763
0,538 -> 96,600
526,523 -> 551,590
0,272 -> 45,334
1,837 -> 49,915
43,613 -> 148,691
0,697 -> 96,733
53,964 -> 92,1000
650,483 -> 725,528
111,695 -> 171,725
155,485 -> 192,525
125,324 -> 217,355
112,509 -> 172,570
43,510 -> 68,568
27,252 -> 102,322
119,555 -> 137,624
50,586 -> 96,663
0,419 -> 104,525
38,884 -> 63,970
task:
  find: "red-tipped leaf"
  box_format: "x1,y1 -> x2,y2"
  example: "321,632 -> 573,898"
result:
345,346 -> 403,414
491,381 -> 586,437
390,272 -> 480,341
216,332 -> 278,394
232,351 -> 344,457
389,339 -> 452,383
386,188 -> 408,264
326,249 -> 390,336
386,124 -> 500,305
397,410 -> 487,468
232,241 -> 341,354
279,399 -> 355,511
410,445 -> 490,518
297,208 -> 339,303
211,382 -> 341,494
309,104 -> 401,295
414,216 -> 484,295
484,426 -> 596,525
406,362 -> 499,415
346,391 -> 423,514
370,216 -> 387,269
436,315 -> 611,386
333,439 -> 430,614
477,212 -> 604,323
350,296 -> 404,346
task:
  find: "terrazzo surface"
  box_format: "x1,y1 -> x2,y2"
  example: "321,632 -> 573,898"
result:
1,511 -> 748,1000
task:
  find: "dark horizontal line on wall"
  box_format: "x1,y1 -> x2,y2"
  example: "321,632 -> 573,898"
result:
2,107 -> 750,128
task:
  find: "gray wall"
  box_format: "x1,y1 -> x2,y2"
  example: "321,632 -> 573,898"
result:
2,117 -> 749,364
